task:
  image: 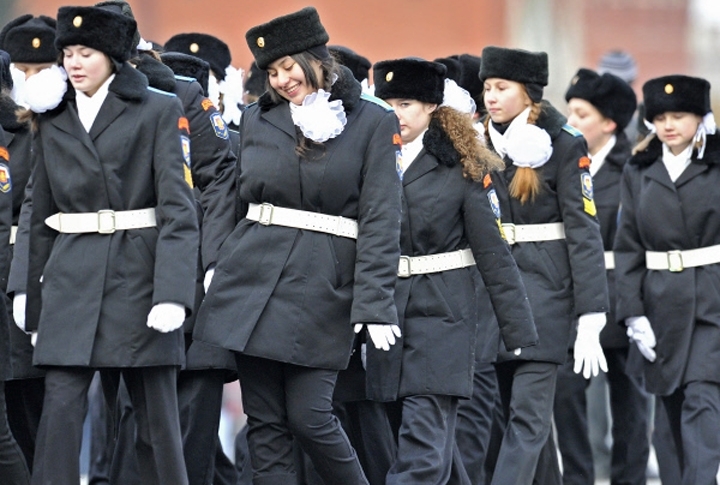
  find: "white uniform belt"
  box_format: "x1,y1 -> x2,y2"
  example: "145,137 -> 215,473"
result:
604,251 -> 615,270
246,203 -> 358,239
397,248 -> 475,278
501,222 -> 565,245
9,225 -> 17,245
44,208 -> 156,234
645,244 -> 720,272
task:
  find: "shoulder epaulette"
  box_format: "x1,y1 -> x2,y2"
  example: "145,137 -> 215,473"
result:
360,92 -> 393,111
147,86 -> 177,97
562,124 -> 583,137
174,75 -> 196,83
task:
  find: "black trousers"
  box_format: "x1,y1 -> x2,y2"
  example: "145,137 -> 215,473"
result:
652,397 -> 681,485
0,381 -> 31,484
553,347 -> 650,485
489,360 -> 562,485
235,353 -> 368,485
456,362 -> 498,485
31,366 -> 188,485
661,381 -> 720,485
5,377 -> 44,474
386,394 -> 461,485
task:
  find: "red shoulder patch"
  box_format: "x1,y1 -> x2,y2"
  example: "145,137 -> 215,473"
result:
178,117 -> 190,133
201,98 -> 214,111
393,133 -> 402,146
578,156 -> 591,169
0,147 -> 8,162
483,173 -> 492,189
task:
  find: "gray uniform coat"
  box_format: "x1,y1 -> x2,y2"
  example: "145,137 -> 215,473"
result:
194,67 -> 402,371
26,64 -> 198,368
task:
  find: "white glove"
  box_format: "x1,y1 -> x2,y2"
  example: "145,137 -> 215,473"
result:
31,331 -> 37,347
146,302 -> 186,333
573,312 -> 609,378
626,316 -> 657,362
353,323 -> 402,351
13,293 -> 27,332
204,267 -> 216,293
512,348 -> 522,356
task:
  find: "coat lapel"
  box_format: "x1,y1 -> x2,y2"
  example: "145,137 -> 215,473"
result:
49,103 -> 100,160
675,162 -> 708,187
261,103 -> 297,142
643,159 -> 676,192
89,94 -> 127,141
402,151 -> 438,186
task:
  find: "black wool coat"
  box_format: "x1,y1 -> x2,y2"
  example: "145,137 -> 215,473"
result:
489,102 -> 609,364
1,94 -> 41,379
366,118 -> 537,401
0,126 -> 14,380
26,64 -> 199,368
193,67 -> 402,370
614,134 -> 720,395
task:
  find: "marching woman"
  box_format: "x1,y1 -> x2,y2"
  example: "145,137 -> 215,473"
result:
23,5 -> 198,485
193,7 -> 402,485
479,46 -> 610,484
369,57 -> 537,485
614,74 -> 720,485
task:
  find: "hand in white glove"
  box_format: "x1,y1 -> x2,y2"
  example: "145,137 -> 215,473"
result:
354,323 -> 402,351
204,267 -> 216,293
13,293 -> 27,333
573,312 -> 609,379
31,332 -> 37,347
625,316 -> 657,362
146,302 -> 186,333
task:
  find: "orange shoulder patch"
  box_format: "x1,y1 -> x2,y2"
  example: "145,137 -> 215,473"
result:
0,147 -> 8,162
201,98 -> 214,111
178,117 -> 190,133
483,173 -> 492,189
392,133 -> 402,146
578,156 -> 591,169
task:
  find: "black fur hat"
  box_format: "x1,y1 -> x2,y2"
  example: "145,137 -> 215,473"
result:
245,7 -> 329,70
0,50 -> 12,91
55,6 -> 136,62
0,14 -> 57,64
434,56 -> 462,83
164,33 -> 231,81
480,46 -> 548,85
643,74 -> 711,121
329,45 -> 371,82
94,0 -> 141,51
244,62 -> 267,98
373,58 -> 446,105
565,68 -> 637,130
160,51 -> 210,96
457,53 -> 483,98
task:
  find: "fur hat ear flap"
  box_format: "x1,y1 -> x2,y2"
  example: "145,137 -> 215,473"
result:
160,51 -> 210,96
245,7 -> 329,71
643,75 -> 711,122
164,32 -> 231,81
480,46 -> 548,87
565,68 -> 637,130
373,58 -> 446,105
55,6 -> 136,63
0,14 -> 58,64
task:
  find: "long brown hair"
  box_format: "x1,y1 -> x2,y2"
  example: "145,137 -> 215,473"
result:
433,106 -> 503,181
483,87 -> 544,204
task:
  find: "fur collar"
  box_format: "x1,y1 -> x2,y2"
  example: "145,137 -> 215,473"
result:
534,100 -> 567,139
630,132 -> 720,167
61,62 -> 149,106
0,94 -> 24,132
257,65 -> 361,112
423,117 -> 460,168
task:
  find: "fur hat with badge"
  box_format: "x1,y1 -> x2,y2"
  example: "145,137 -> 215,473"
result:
565,68 -> 637,130
164,32 -> 231,81
55,5 -> 137,63
643,74 -> 711,122
329,45 -> 371,83
0,14 -> 57,64
480,46 -> 548,103
245,7 -> 330,70
372,58 -> 447,105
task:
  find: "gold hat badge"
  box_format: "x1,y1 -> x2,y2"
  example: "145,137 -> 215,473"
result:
257,37 -> 265,48
32,38 -> 41,48
665,83 -> 674,94
73,16 -> 83,28
385,71 -> 394,82
190,42 -> 199,53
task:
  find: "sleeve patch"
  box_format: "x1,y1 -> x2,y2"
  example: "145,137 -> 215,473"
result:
393,133 -> 402,146
201,98 -> 215,111
178,117 -> 190,133
210,112 -> 229,139
0,147 -> 8,162
0,163 -> 11,193
487,188 -> 501,218
181,135 -> 191,167
581,172 -> 596,216
483,173 -> 492,189
578,156 -> 591,169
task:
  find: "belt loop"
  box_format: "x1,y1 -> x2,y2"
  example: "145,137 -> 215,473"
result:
258,203 -> 274,225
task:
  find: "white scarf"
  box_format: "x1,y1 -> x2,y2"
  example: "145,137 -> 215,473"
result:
488,107 -> 553,168
75,74 -> 115,132
290,88 -> 347,143
662,142 -> 693,183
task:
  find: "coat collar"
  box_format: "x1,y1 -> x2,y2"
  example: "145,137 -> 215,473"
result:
630,132 -> 720,168
58,62 -> 149,109
534,101 -> 567,139
0,95 -> 24,132
604,131 -> 631,169
402,150 -> 438,186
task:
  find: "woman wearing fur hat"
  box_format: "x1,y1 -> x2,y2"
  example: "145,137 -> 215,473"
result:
554,68 -> 651,485
479,46 -> 610,484
370,57 -> 536,485
193,6 -> 402,485
22,5 -> 198,485
614,74 -> 720,484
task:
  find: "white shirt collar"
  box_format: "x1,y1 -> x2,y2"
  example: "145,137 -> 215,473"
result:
399,129 -> 427,174
662,142 -> 693,183
589,135 -> 616,177
75,74 -> 115,132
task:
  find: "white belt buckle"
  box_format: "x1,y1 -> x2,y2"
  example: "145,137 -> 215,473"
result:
258,203 -> 274,225
503,224 -> 516,245
97,210 -> 116,234
398,256 -> 412,278
667,250 -> 684,272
